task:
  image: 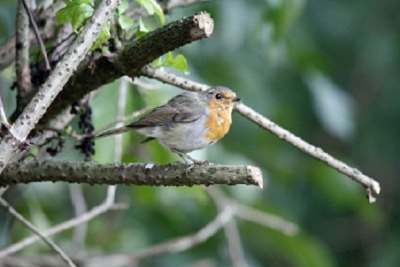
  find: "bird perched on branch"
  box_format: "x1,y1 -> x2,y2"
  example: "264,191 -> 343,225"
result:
97,86 -> 241,165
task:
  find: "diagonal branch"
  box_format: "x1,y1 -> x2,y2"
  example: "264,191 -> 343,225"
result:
83,203 -> 235,267
140,66 -> 381,203
0,0 -> 59,72
39,11 -> 214,124
0,197 -> 76,267
0,95 -> 9,128
0,0 -> 121,174
0,198 -> 127,259
0,161 -> 263,188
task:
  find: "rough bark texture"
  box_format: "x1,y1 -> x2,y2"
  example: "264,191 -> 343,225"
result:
0,161 -> 263,188
39,12 -> 214,124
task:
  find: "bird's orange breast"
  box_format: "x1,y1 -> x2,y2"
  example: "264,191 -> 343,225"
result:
204,106 -> 233,141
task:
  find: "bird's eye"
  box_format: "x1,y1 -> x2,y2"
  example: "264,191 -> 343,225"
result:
215,93 -> 223,100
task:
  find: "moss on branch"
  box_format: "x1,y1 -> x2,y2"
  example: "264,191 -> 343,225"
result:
40,12 -> 214,124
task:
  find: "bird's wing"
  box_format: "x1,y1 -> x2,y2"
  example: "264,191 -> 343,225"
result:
96,93 -> 204,139
128,92 -> 205,127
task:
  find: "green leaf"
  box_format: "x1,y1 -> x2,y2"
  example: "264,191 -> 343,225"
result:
118,15 -> 134,31
135,0 -> 153,14
163,52 -> 188,73
117,0 -> 129,14
135,0 -> 165,25
149,0 -> 165,25
56,0 -> 94,31
90,22 -> 111,51
136,17 -> 151,38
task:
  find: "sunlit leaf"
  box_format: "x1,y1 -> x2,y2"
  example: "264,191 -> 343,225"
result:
56,0 -> 94,31
118,15 -> 134,31
135,0 -> 165,25
163,52 -> 188,73
136,17 -> 151,38
117,0 -> 129,14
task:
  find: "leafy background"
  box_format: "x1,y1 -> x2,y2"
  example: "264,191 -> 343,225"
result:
1,0 -> 399,266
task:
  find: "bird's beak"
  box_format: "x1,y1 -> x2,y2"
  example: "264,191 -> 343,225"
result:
232,97 -> 241,102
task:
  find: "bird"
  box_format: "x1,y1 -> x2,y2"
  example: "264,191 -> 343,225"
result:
96,86 -> 241,165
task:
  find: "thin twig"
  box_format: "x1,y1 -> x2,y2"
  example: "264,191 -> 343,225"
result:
135,205 -> 234,257
24,205 -> 232,267
206,187 -> 299,236
69,184 -> 88,252
96,106 -> 151,136
0,187 -> 8,197
206,187 -> 247,267
16,0 -> 32,98
224,219 -> 247,267
164,0 -> 212,11
0,199 -> 127,258
234,203 -> 299,236
0,95 -> 10,127
124,76 -> 160,90
36,106 -> 151,141
140,66 -> 381,203
21,0 -> 51,70
114,77 -> 129,160
0,197 -> 76,267
95,204 -> 235,267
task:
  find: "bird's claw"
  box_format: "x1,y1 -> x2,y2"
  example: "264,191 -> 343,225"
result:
184,160 -> 209,175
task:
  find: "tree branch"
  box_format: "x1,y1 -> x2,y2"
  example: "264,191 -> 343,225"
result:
2,204 -> 234,267
16,0 -> 32,98
75,203 -> 235,267
0,197 -> 76,267
206,187 -> 247,267
140,67 -> 381,203
0,161 -> 263,188
0,95 -> 10,128
0,0 -> 121,174
1,186 -> 299,267
0,196 -> 127,259
21,0 -> 51,70
0,0 -> 57,72
39,11 -> 214,124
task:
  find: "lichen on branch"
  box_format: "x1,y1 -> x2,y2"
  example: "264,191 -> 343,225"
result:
0,161 -> 263,188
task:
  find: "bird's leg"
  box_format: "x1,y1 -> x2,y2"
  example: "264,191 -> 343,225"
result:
175,151 -> 209,175
176,151 -> 209,166
182,153 -> 209,166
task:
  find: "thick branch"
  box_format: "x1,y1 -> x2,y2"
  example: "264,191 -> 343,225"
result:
40,12 -> 214,124
0,0 -> 121,174
0,161 -> 263,188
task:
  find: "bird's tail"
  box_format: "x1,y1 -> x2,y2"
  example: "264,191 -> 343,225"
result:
96,126 -> 136,139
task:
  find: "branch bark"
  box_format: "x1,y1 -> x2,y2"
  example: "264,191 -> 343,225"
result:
16,0 -> 32,98
0,0 -> 57,72
0,161 -> 263,188
39,11 -> 214,124
140,67 -> 381,203
0,0 -> 121,174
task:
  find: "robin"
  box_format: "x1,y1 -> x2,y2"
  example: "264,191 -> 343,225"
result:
97,86 -> 241,165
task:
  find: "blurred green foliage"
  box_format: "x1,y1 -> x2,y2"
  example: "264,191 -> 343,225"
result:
1,0 -> 399,266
